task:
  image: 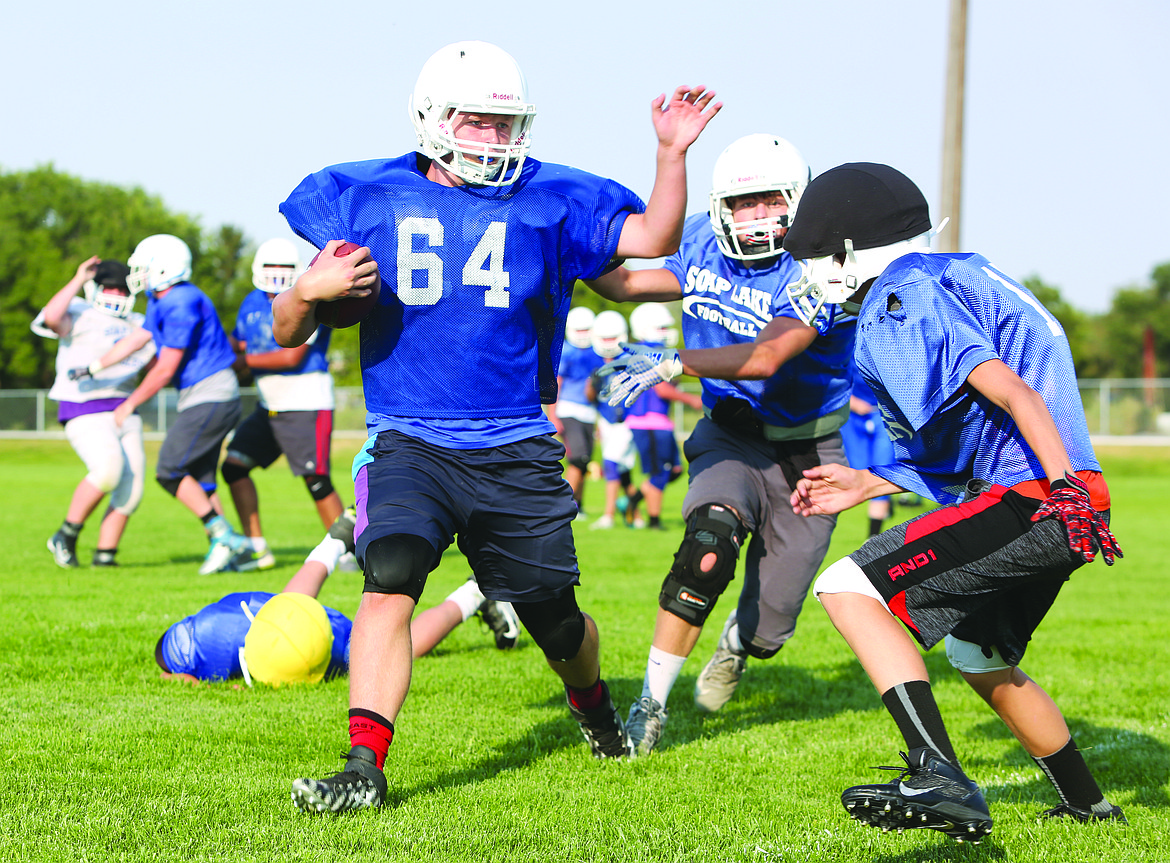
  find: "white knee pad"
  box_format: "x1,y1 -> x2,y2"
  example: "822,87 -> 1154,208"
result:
944,635 -> 1012,673
813,556 -> 888,607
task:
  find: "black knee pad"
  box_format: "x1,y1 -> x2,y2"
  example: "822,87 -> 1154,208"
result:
362,535 -> 435,603
220,460 -> 251,485
304,474 -> 335,501
156,476 -> 183,497
512,588 -> 587,662
659,503 -> 746,626
568,454 -> 590,472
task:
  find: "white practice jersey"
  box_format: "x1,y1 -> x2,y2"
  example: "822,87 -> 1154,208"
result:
39,300 -> 155,403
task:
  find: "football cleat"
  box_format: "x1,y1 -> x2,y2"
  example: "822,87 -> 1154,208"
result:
566,680 -> 632,759
590,515 -> 615,530
328,507 -> 358,556
694,611 -> 748,712
198,530 -> 248,576
478,599 -> 521,650
47,531 -> 80,568
1041,803 -> 1127,823
626,696 -> 669,756
291,746 -> 387,815
228,546 -> 276,572
841,748 -> 993,843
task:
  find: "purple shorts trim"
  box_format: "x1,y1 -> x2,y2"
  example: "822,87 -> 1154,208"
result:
58,398 -> 126,423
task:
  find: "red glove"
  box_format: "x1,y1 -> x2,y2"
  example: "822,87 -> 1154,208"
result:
1031,472 -> 1123,565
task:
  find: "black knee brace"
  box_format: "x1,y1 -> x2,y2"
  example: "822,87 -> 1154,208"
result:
304,474 -> 335,501
156,475 -> 183,497
659,503 -> 746,626
220,460 -> 251,485
568,454 -> 590,472
512,588 -> 587,662
362,535 -> 435,603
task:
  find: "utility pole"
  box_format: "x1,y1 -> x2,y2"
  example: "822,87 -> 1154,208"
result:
939,0 -> 967,252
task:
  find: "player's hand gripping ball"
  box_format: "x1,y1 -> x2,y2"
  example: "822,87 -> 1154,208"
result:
311,241 -> 380,329
243,593 -> 333,685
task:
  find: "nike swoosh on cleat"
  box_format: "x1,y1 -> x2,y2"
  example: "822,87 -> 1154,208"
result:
897,784 -> 935,797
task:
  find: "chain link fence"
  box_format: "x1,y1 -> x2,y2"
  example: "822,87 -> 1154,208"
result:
2,380 -> 1168,444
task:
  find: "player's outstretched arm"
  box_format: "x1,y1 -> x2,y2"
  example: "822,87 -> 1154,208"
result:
616,86 -> 722,259
273,240 -> 377,347
791,464 -> 897,517
585,266 -> 683,303
680,315 -> 816,381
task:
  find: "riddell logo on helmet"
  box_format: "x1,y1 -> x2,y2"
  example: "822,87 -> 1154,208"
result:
492,93 -> 517,101
887,548 -> 937,581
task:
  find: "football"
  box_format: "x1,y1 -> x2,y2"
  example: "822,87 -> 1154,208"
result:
311,241 -> 380,329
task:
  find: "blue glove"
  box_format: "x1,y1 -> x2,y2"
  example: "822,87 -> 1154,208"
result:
596,343 -> 683,408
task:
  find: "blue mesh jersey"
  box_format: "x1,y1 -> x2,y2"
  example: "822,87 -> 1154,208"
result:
280,153 -> 644,447
664,214 -> 855,427
158,591 -> 352,682
143,282 -> 237,390
854,252 -> 1100,505
233,289 -> 332,377
557,343 -> 605,407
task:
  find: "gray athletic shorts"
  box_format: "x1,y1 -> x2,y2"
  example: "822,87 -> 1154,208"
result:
228,406 -> 333,476
683,417 -> 844,656
849,482 -> 1095,667
157,399 -> 242,490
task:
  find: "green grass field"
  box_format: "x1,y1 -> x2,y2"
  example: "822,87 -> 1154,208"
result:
3,439 -> 1167,862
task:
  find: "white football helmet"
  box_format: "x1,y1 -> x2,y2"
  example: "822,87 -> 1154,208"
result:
565,306 -> 596,349
709,134 -> 811,262
252,238 -> 302,293
783,163 -> 937,326
409,41 -> 537,187
591,310 -> 628,359
629,303 -> 678,347
126,234 -> 192,296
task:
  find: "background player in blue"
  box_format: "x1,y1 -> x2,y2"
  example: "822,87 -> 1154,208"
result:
81,234 -> 248,575
270,40 -> 721,813
222,238 -> 346,571
785,163 -> 1125,841
552,306 -> 604,519
622,303 -> 701,529
840,357 -> 896,539
589,134 -> 853,755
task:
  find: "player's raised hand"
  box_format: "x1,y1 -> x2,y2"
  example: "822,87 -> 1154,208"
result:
1031,471 -> 1123,565
791,463 -> 869,517
74,255 -> 101,286
651,85 -> 722,154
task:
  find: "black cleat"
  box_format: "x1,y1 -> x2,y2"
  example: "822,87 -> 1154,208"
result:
566,680 -> 632,759
479,599 -> 521,649
47,531 -> 79,568
841,748 -> 993,843
1041,803 -> 1127,824
328,508 -> 358,556
291,746 -> 387,814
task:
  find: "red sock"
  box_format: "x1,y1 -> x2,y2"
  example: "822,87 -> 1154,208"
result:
348,708 -> 394,769
566,678 -> 606,711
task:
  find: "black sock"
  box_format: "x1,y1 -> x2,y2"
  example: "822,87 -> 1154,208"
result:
1033,737 -> 1112,813
649,515 -> 661,528
868,518 -> 883,537
628,490 -> 644,509
881,680 -> 960,765
200,510 -> 217,525
60,521 -> 83,539
94,548 -> 117,565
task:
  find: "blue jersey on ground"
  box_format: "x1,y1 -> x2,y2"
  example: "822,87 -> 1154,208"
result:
280,153 -> 644,448
143,282 -> 236,390
158,591 -> 352,682
233,289 -> 332,377
665,214 -> 854,427
558,343 -> 605,407
854,252 -> 1099,504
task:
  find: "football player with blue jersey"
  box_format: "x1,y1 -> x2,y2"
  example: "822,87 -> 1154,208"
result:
589,134 -> 854,756
221,239 -> 346,571
785,163 -> 1124,841
36,256 -> 155,568
80,234 -> 248,575
271,40 -> 720,813
553,306 -> 604,519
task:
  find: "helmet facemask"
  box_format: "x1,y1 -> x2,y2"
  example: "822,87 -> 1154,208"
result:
83,281 -> 138,318
252,238 -> 303,293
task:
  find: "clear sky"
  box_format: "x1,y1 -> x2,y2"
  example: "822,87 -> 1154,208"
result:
5,0 -> 1166,312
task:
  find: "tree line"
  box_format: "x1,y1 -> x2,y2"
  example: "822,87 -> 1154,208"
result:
1,166 -> 1166,391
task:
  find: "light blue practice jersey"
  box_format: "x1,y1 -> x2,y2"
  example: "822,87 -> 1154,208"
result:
854,252 -> 1099,504
665,214 -> 854,427
558,343 -> 605,407
143,282 -> 236,390
233,289 -> 332,377
280,153 -> 644,448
